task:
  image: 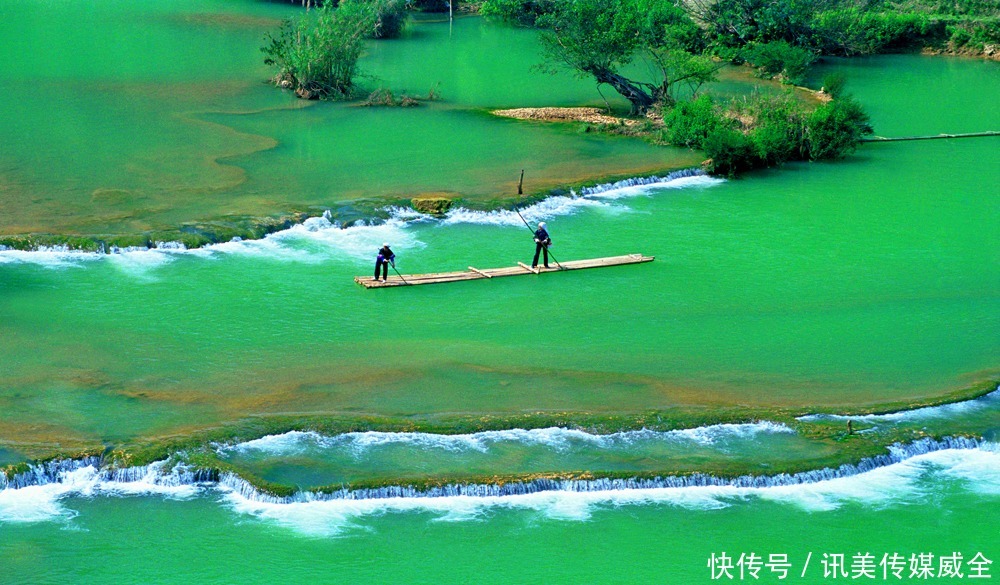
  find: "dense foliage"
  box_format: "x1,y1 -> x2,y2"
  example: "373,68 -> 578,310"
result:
262,0 -> 408,100
484,0 -> 999,58
684,0 -> 997,56
479,0 -> 556,25
741,40 -> 815,84
659,92 -> 872,176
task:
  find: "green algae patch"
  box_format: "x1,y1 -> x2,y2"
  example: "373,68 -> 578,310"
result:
2,462 -> 31,481
411,196 -> 454,215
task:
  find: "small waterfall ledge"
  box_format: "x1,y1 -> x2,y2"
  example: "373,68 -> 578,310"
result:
574,168 -> 707,197
1,436 -> 988,504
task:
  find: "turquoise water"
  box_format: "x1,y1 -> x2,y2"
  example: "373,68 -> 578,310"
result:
0,2 -> 699,237
3,114 -> 997,450
0,1 -> 998,580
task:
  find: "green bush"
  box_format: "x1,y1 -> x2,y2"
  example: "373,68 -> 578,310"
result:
703,127 -> 758,176
806,97 -> 873,159
948,24 -> 973,47
262,2 -> 369,100
262,0 -> 407,100
946,19 -> 1000,50
742,40 -> 815,84
821,72 -> 847,98
743,93 -> 808,165
660,95 -> 728,148
355,0 -> 409,39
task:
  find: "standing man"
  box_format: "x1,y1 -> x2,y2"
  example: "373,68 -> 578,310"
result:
374,242 -> 395,282
532,221 -> 551,269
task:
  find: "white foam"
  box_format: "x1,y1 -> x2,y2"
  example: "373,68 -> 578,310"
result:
578,174 -> 723,200
192,213 -> 427,265
4,441 -> 997,533
441,196 -> 608,227
439,172 -> 722,227
668,421 -> 795,445
0,481 -> 78,523
929,443 -> 1000,495
0,170 -> 720,267
218,444 -> 1000,535
798,386 -> 1000,424
0,246 -> 101,268
220,423 -> 796,458
0,463 -> 200,524
106,247 -> 178,279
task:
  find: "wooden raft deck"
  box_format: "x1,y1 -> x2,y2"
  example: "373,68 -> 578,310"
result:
355,254 -> 654,288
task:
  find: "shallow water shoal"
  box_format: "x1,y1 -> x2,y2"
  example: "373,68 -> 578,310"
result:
0,4 -> 701,238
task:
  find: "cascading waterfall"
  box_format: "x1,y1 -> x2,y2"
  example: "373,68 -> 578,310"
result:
2,436 -> 987,504
0,458 -> 217,491
573,168 -> 707,197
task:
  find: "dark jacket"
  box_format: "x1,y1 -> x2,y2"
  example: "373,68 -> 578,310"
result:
533,228 -> 551,245
377,246 -> 395,263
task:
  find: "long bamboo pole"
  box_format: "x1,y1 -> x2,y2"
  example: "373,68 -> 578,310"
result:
862,131 -> 999,142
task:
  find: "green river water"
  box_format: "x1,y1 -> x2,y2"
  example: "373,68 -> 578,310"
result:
0,0 -> 998,582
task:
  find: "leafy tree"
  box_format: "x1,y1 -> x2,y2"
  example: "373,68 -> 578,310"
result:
536,0 -> 718,114
811,8 -> 935,55
683,0 -> 828,48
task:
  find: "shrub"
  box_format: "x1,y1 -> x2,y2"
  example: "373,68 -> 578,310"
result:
337,0 -> 408,39
806,97 -> 873,159
262,2 -> 369,100
703,127 -> 757,176
821,72 -> 847,98
660,94 -> 728,148
741,93 -> 808,165
361,88 -> 421,106
262,0 -> 408,100
742,40 -> 815,84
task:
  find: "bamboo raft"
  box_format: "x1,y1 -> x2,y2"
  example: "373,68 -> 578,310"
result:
355,254 -> 654,288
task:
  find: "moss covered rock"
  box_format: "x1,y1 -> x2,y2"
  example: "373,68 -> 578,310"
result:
411,196 -> 453,215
